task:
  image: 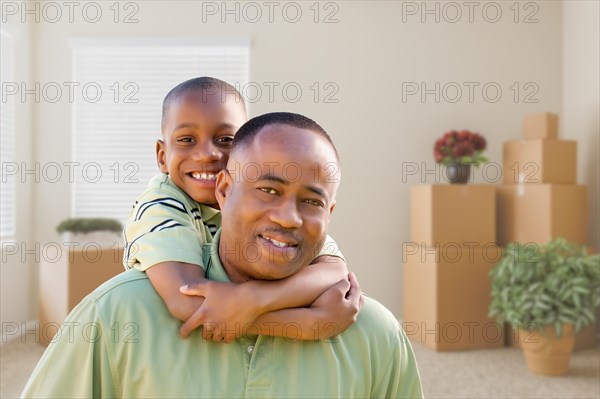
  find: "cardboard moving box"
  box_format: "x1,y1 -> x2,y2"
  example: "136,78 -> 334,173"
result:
402,244 -> 504,351
496,184 -> 588,246
410,185 -> 496,247
523,112 -> 559,139
503,139 -> 576,184
39,247 -> 124,345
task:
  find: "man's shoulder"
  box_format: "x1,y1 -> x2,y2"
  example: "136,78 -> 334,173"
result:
358,296 -> 401,332
77,269 -> 183,331
347,295 -> 404,348
84,269 -> 155,306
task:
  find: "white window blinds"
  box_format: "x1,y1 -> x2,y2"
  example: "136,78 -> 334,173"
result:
71,40 -> 249,223
0,31 -> 16,239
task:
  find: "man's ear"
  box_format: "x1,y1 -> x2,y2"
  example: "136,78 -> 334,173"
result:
156,139 -> 168,173
215,169 -> 232,209
328,200 -> 336,217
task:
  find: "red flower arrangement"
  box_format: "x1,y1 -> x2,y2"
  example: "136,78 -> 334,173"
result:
434,130 -> 488,166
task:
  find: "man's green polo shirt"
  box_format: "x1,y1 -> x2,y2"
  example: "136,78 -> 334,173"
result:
22,230 -> 422,399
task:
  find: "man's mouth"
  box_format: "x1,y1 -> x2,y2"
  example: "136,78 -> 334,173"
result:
189,172 -> 217,181
258,234 -> 299,249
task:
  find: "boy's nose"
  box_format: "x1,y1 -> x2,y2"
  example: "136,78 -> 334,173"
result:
193,144 -> 223,162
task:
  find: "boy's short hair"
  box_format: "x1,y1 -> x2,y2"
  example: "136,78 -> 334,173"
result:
231,112 -> 339,162
161,77 -> 246,130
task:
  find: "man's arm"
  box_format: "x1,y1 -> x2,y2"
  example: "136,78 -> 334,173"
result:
21,300 -> 116,398
371,326 -> 424,399
179,255 -> 350,340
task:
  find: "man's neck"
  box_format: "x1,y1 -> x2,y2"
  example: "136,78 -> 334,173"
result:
217,240 -> 252,284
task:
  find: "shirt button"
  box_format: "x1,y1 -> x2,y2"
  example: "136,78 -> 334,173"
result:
247,345 -> 254,354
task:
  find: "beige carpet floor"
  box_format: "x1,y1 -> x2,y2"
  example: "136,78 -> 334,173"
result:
2,336 -> 599,398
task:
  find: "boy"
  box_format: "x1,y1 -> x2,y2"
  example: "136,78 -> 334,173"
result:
124,77 -> 356,342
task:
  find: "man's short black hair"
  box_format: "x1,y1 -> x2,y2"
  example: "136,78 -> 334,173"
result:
231,112 -> 339,161
161,77 -> 245,130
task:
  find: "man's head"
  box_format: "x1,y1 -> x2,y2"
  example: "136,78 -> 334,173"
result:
215,112 -> 341,283
156,77 -> 248,206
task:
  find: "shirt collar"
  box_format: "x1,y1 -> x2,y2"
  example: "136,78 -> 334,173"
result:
198,203 -> 221,222
204,229 -> 231,283
161,173 -> 221,222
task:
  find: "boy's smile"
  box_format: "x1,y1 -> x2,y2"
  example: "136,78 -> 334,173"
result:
156,90 -> 247,206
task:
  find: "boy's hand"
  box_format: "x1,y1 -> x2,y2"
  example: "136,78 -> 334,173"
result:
309,272 -> 364,338
178,281 -> 262,342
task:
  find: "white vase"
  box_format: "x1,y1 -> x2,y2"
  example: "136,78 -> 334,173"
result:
61,231 -> 123,248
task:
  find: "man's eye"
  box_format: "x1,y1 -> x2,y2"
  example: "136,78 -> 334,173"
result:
304,199 -> 325,207
216,136 -> 234,145
258,187 -> 278,195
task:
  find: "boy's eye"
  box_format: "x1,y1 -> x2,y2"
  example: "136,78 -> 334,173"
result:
177,137 -> 194,143
216,136 -> 234,145
258,187 -> 278,195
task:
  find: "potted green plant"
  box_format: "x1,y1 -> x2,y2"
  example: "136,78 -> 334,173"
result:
433,130 -> 488,184
56,217 -> 123,248
489,238 -> 600,375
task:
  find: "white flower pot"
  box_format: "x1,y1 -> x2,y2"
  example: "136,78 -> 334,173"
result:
61,231 -> 123,249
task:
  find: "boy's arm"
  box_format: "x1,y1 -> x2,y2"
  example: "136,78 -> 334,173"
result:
250,255 -> 348,312
179,255 -> 351,340
145,262 -> 206,321
148,263 -> 271,340
252,272 -> 364,340
123,183 -> 215,325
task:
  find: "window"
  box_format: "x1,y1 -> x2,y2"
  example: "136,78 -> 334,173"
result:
0,30 -> 16,239
71,39 -> 249,223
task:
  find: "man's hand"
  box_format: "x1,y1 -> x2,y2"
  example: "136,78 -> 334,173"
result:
309,272 -> 364,339
178,281 -> 262,342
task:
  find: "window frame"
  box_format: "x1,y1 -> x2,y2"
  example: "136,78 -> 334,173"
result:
69,38 -> 250,224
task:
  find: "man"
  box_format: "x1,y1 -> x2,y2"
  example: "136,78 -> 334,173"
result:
22,112 -> 423,398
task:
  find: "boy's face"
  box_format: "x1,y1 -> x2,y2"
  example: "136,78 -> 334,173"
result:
157,90 -> 247,206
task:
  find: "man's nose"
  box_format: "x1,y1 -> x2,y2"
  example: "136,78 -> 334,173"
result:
268,197 -> 302,229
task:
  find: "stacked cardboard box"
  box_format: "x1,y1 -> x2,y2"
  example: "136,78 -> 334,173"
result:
403,185 -> 504,351
496,184 -> 587,245
497,112 -> 597,350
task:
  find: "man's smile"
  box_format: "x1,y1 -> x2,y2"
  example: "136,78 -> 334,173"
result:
258,233 -> 300,249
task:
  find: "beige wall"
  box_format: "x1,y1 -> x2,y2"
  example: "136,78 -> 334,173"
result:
562,0 -> 600,344
1,18 -> 35,332
5,1 -> 594,324
563,0 -> 599,250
